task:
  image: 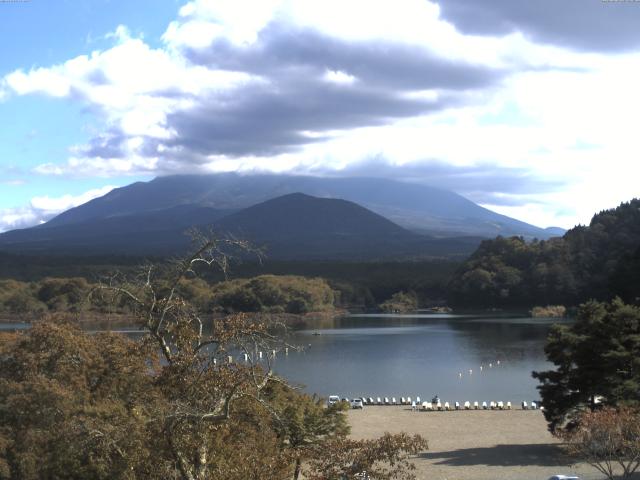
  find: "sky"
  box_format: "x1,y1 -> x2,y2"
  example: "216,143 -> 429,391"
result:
1,0 -> 640,233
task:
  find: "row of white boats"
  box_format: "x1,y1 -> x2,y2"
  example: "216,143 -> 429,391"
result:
337,396 -> 542,410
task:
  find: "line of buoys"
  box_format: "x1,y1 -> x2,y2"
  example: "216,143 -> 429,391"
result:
458,360 -> 504,378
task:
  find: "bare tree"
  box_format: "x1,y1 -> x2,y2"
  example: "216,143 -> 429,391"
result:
91,236 -> 293,480
562,407 -> 640,480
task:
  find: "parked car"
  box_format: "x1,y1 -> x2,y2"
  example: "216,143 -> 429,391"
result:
548,475 -> 580,480
350,398 -> 364,409
327,395 -> 340,406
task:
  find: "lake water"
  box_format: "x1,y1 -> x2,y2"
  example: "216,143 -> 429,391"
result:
0,312 -> 564,405
273,313 -> 564,404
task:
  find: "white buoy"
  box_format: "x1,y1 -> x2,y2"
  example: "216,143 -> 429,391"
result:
469,369 -> 473,375
458,372 -> 462,378
489,363 -> 493,368
480,365 -> 483,371
464,401 -> 471,410
496,360 -> 500,365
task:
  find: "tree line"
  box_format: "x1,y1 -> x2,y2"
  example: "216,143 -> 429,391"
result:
448,199 -> 640,308
0,274 -> 337,317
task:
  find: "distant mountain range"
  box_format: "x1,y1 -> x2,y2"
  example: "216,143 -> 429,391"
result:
0,174 -> 565,260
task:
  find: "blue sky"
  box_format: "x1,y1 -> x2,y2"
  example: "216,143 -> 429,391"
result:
1,0 -> 640,232
0,0 -> 179,221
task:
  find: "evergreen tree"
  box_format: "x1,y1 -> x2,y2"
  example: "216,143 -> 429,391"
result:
533,299 -> 640,432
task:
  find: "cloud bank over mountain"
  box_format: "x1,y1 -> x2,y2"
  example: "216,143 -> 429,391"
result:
1,0 -> 640,231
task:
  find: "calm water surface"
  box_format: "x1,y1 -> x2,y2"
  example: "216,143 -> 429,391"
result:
273,313 -> 565,403
0,313 -> 564,404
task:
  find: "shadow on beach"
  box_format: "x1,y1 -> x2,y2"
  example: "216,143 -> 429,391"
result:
418,443 -> 570,467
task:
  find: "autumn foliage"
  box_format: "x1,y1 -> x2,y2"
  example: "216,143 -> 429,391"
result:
0,239 -> 427,479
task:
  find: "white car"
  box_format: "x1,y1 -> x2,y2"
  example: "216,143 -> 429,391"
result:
327,395 -> 340,406
548,475 -> 580,480
351,398 -> 364,409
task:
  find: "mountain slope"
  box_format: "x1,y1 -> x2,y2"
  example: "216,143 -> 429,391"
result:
0,193 -> 482,259
0,205 -> 233,255
213,193 -> 419,259
42,173 -> 560,239
215,193 -> 411,241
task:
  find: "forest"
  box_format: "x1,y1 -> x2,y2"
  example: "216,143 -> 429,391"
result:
447,199 -> 640,308
0,258 -> 460,316
0,275 -> 336,317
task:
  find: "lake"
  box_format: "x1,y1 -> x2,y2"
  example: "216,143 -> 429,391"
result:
0,312 -> 563,405
273,313 -> 564,404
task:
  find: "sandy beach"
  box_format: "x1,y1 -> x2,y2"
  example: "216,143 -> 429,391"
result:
347,406 -> 607,480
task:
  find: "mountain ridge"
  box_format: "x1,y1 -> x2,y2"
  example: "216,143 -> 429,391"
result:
0,192 -> 483,259
42,173 -> 563,239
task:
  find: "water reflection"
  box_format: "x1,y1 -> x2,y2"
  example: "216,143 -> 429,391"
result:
274,313 -> 564,402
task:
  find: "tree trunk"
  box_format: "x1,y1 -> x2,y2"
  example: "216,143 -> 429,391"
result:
195,444 -> 208,480
293,456 -> 302,480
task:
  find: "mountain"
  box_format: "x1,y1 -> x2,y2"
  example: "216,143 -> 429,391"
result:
41,173 -> 560,239
544,226 -> 567,236
0,205 -> 233,255
0,193 -> 482,259
212,193 -> 480,259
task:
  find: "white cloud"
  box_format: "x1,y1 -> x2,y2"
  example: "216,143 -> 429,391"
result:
0,186 -> 117,233
1,0 -> 639,229
3,23 -> 260,176
323,69 -> 357,85
165,0 -> 283,48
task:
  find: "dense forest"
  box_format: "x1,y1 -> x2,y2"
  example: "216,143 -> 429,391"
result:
0,255 -> 460,313
0,275 -> 339,317
448,199 -> 640,308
